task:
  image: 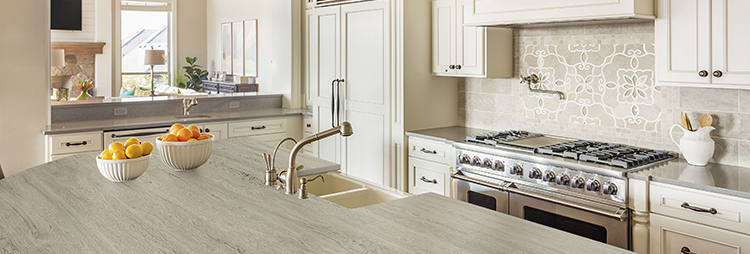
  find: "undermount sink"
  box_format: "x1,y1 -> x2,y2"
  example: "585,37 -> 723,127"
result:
174,114 -> 212,120
304,172 -> 409,209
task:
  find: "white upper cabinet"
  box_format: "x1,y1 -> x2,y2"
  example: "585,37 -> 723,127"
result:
656,0 -> 750,88
433,0 -> 512,78
463,0 -> 654,26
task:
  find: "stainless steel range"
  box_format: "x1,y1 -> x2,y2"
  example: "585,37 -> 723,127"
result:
453,130 -> 674,250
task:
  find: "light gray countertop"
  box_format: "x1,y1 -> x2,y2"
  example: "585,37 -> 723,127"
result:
0,138 -> 631,253
45,108 -> 305,135
629,159 -> 750,199
405,126 -> 493,143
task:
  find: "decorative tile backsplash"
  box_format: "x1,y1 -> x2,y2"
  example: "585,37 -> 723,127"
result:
459,22 -> 750,167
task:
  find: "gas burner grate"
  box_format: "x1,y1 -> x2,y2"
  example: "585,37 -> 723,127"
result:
537,141 -> 672,169
466,130 -> 542,146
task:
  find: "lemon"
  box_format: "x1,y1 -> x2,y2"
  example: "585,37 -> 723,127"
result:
109,142 -> 126,152
125,144 -> 143,159
99,149 -> 114,160
140,142 -> 153,155
124,137 -> 140,147
187,138 -> 198,142
112,150 -> 128,160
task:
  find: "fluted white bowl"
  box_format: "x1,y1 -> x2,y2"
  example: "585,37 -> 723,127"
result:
96,154 -> 151,182
155,136 -> 214,171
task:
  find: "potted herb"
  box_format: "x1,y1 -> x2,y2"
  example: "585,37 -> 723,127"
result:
176,57 -> 208,92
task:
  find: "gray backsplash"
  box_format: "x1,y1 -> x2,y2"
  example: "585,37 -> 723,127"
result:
52,94 -> 282,123
459,22 -> 750,167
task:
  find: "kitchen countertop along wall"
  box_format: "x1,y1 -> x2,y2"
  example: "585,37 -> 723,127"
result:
460,21 -> 750,167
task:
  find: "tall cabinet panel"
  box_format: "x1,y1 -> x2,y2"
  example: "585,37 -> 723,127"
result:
432,0 -> 456,75
711,0 -> 750,85
310,7 -> 342,165
340,0 -> 390,185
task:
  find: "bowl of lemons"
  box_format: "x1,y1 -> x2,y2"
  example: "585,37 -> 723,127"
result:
155,123 -> 215,171
96,138 -> 154,182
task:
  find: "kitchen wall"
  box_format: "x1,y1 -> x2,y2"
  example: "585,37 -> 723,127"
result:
0,1 -> 50,176
459,22 -> 750,167
206,0 -> 301,108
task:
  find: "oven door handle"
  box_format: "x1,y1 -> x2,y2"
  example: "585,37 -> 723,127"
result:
451,173 -> 510,191
510,185 -> 628,221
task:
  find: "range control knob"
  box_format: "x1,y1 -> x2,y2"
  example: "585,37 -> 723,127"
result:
511,164 -> 523,176
459,154 -> 471,164
528,168 -> 542,179
493,160 -> 505,171
571,177 -> 585,189
556,174 -> 570,186
471,156 -> 482,167
482,158 -> 493,169
542,171 -> 556,182
586,179 -> 601,192
602,182 -> 618,195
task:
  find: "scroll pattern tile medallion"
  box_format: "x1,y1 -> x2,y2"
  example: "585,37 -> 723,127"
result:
520,43 -> 661,132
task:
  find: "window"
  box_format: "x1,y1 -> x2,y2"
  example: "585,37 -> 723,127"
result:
118,0 -> 172,95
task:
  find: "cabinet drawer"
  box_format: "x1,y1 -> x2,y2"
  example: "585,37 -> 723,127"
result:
650,213 -> 749,254
408,137 -> 455,165
650,182 -> 750,235
408,157 -> 450,196
228,118 -> 286,138
48,132 -> 103,156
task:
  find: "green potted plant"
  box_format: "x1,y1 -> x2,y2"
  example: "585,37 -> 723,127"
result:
177,57 -> 208,92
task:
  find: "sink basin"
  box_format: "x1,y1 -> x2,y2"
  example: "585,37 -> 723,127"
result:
174,114 -> 212,120
304,172 -> 409,209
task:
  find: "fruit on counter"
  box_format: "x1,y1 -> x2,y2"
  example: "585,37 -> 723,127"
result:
123,138 -> 140,147
197,134 -> 211,140
140,142 -> 154,155
99,150 -> 113,160
187,125 -> 200,132
187,138 -> 197,142
170,123 -> 185,134
176,128 -> 193,141
161,134 -> 179,142
157,123 -> 214,142
112,150 -> 128,160
125,145 -> 143,159
109,142 -> 126,152
98,138 -> 152,160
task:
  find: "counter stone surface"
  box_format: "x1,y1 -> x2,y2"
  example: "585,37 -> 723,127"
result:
405,126 -> 493,143
630,159 -> 750,199
45,108 -> 305,135
0,138 -> 631,253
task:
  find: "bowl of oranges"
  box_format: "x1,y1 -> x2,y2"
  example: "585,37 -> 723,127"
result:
155,123 -> 215,171
96,138 -> 154,182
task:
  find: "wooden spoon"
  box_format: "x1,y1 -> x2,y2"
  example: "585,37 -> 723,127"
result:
685,113 -> 694,131
700,114 -> 713,128
680,112 -> 689,130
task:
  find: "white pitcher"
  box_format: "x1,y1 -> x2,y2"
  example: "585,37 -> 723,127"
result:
669,124 -> 715,166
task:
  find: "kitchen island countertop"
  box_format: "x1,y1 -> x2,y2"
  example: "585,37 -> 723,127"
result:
0,138 -> 631,253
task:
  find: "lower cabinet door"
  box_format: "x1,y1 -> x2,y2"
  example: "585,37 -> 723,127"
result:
650,213 -> 750,254
202,123 -> 228,140
408,157 -> 451,196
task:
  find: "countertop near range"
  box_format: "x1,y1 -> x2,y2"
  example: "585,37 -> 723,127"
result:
629,159 -> 750,199
45,108 -> 305,135
0,138 -> 631,253
405,126 -> 493,143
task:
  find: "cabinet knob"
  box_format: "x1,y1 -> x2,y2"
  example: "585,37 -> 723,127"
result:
306,124 -> 311,128
449,65 -> 455,69
205,128 -> 211,133
698,70 -> 708,77
713,70 -> 723,78
681,247 -> 695,254
456,65 -> 462,70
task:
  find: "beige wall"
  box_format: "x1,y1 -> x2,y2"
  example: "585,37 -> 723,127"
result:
0,1 -> 51,176
206,0 -> 300,108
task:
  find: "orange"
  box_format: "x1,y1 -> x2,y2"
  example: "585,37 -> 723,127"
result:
112,150 -> 128,160
99,149 -> 113,160
176,128 -> 193,141
187,125 -> 200,132
125,144 -> 143,159
197,134 -> 211,140
190,129 -> 201,139
170,123 -> 185,134
123,137 -> 140,147
163,134 -> 179,142
140,142 -> 153,155
187,138 -> 198,142
109,142 -> 126,152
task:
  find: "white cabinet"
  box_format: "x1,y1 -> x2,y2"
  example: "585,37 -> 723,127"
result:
432,0 -> 512,78
201,122 -> 227,140
656,0 -> 750,88
301,116 -> 314,155
228,118 -> 292,148
463,0 -> 654,26
45,131 -> 103,162
407,136 -> 455,197
650,213 -> 750,254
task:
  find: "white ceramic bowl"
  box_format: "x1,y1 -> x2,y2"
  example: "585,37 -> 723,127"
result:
96,154 -> 151,182
155,136 -> 214,171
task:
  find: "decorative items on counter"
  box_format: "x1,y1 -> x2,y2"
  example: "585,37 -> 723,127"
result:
670,112 -> 715,166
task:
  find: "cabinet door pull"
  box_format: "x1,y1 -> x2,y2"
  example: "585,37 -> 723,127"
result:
420,176 -> 437,184
713,70 -> 723,78
680,202 -> 717,214
251,126 -> 267,130
420,148 -> 437,154
205,128 -> 211,133
698,70 -> 708,77
306,124 -> 312,128
680,247 -> 695,254
456,64 -> 462,70
449,65 -> 455,69
65,141 -> 88,147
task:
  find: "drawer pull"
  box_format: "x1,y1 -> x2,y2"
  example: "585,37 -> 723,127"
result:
65,141 -> 88,147
306,124 -> 312,128
420,148 -> 437,154
205,128 -> 211,133
681,202 -> 717,215
251,126 -> 267,130
681,247 -> 695,254
420,176 -> 437,184
111,130 -> 169,138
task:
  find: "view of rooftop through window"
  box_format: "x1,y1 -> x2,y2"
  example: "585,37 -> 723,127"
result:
120,1 -> 170,93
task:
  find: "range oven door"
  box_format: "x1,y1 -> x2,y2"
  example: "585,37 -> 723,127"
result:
453,173 -> 509,214
509,192 -> 630,250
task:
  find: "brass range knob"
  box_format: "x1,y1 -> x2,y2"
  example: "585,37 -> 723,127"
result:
713,70 -> 723,78
698,70 -> 708,77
